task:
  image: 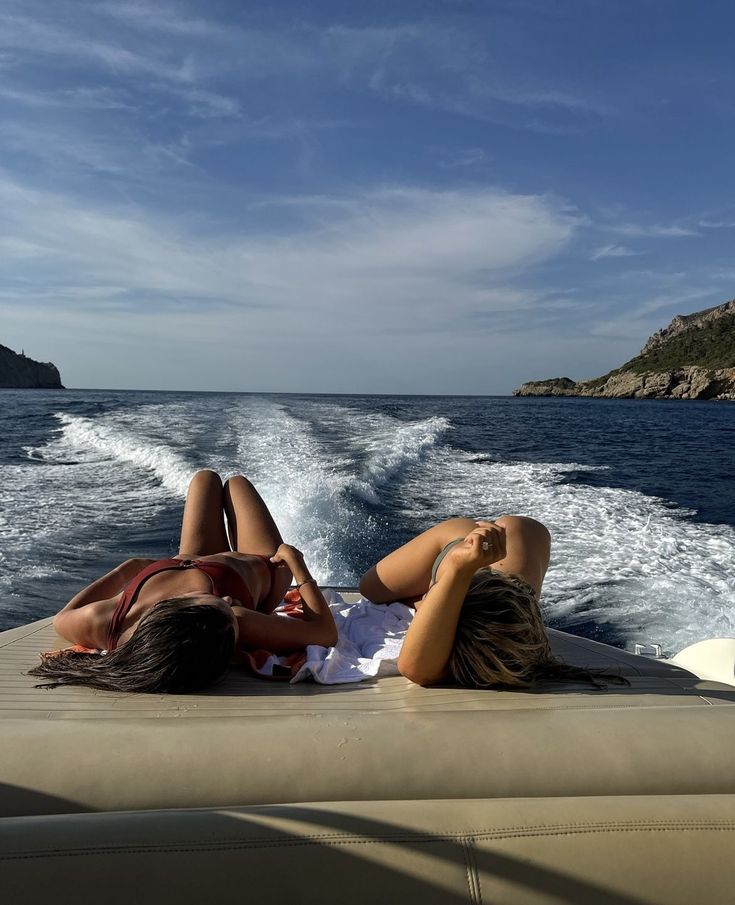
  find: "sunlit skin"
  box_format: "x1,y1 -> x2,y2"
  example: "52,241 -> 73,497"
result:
52,470 -> 337,655
360,516 -> 551,685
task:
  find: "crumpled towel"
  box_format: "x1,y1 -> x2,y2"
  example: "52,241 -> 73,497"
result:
290,590 -> 414,684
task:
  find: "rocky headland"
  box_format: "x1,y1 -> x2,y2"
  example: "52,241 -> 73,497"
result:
514,298 -> 735,400
0,344 -> 64,389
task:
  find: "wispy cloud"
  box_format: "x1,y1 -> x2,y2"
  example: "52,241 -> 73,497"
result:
608,222 -> 699,238
587,287 -> 725,343
436,147 -> 489,169
0,173 -> 581,335
591,244 -> 644,261
0,84 -> 134,110
96,1 -> 233,40
0,10 -> 191,81
322,22 -> 610,126
634,289 -> 722,318
697,218 -> 735,229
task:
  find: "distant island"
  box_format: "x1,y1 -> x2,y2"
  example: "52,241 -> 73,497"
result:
0,344 -> 64,389
514,298 -> 735,400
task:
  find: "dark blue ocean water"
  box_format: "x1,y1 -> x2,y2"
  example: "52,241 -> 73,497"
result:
1,389 -> 734,653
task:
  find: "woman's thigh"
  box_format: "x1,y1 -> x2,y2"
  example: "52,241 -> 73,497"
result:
360,518 -> 479,602
178,470 -> 230,557
223,476 -> 283,555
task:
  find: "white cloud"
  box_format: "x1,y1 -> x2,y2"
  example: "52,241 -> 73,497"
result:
0,4 -> 609,143
591,244 -> 643,261
608,223 -> 699,238
0,11 -> 189,81
587,288 -> 722,343
697,218 -> 735,229
0,175 -> 580,343
634,289 -> 722,318
0,84 -> 133,110
96,1 -> 232,40
323,22 -> 608,121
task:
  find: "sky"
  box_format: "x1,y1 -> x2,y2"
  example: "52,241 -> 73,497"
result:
2,0 -> 735,394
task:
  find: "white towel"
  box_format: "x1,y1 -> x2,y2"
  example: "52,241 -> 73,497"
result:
290,590 -> 414,684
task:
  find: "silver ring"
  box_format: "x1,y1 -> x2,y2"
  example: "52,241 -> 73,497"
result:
482,541 -> 490,552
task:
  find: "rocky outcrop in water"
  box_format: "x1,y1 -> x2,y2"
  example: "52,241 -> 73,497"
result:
514,299 -> 735,400
0,344 -> 64,388
513,377 -> 578,396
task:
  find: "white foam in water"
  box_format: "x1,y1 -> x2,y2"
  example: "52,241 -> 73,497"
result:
408,447 -> 735,655
1,407 -> 204,623
226,400 -> 454,582
3,396 -> 734,655
28,412 -> 196,497
302,404 -> 452,504
228,401 -> 359,583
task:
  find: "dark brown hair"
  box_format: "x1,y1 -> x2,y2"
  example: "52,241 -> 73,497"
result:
449,570 -> 629,690
29,599 -> 236,693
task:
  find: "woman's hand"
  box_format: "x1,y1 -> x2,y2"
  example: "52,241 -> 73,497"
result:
238,543 -> 336,648
446,521 -> 506,574
270,543 -> 311,584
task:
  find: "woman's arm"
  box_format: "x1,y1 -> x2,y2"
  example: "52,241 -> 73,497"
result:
234,605 -> 336,653
52,558 -> 155,646
397,525 -> 504,686
359,518 -> 487,603
56,559 -> 155,615
234,544 -> 337,652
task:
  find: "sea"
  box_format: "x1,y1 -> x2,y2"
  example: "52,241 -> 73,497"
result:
1,389 -> 734,655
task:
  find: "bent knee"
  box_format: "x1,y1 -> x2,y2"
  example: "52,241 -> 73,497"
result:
496,515 -> 551,541
223,475 -> 255,492
191,469 -> 222,486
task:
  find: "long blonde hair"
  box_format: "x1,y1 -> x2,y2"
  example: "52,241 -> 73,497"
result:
449,570 -> 627,689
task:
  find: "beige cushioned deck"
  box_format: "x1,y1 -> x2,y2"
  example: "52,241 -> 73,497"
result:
3,796 -> 734,905
1,606 -> 734,818
2,600 -> 734,903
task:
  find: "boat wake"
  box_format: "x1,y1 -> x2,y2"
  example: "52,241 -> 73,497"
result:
1,395 -> 732,652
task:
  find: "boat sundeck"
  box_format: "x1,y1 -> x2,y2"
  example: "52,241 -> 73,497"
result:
1,593 -> 734,904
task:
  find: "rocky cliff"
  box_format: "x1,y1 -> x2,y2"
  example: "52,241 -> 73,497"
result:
0,344 -> 64,389
514,299 -> 735,400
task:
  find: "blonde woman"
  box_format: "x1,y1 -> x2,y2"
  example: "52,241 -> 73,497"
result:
360,516 -> 614,689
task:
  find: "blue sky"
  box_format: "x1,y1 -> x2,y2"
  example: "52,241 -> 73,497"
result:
1,0 -> 735,393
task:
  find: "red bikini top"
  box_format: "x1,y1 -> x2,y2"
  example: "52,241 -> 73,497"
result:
107,558 -> 254,652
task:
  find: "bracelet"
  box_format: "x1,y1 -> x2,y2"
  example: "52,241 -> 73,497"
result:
295,577 -> 317,590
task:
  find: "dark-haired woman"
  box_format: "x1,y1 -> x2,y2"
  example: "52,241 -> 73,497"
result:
360,516 -> 617,689
31,470 -> 337,693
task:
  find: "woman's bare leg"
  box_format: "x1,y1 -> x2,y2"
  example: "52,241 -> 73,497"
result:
177,470 -> 229,557
360,516 -> 549,603
359,518 -> 480,603
223,476 -> 292,610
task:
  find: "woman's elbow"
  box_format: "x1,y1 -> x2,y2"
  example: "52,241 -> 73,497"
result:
397,656 -> 439,687
52,612 -> 72,642
359,569 -> 394,604
315,619 -> 338,648
323,625 -> 338,648
358,571 -> 375,600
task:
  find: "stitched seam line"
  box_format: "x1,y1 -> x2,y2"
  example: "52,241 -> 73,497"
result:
463,836 -> 481,905
2,825 -> 734,861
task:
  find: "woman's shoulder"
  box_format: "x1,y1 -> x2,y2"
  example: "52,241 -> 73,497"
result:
53,597 -> 118,648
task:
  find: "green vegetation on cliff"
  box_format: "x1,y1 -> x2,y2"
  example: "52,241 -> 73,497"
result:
514,299 -> 735,399
597,313 -> 735,382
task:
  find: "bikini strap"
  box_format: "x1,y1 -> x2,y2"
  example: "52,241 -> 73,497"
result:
107,559 -> 185,652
